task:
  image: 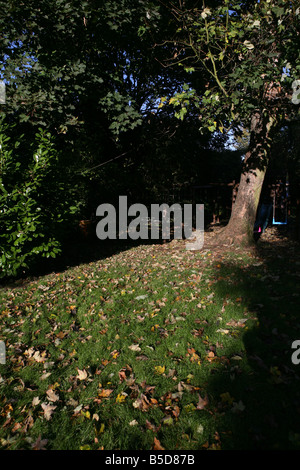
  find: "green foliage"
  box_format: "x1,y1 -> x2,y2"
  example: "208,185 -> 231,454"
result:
162,1 -> 300,134
0,116 -> 76,278
0,0 -> 162,136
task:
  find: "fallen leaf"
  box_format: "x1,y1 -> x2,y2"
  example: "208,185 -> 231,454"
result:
110,349 -> 120,359
98,389 -> 114,398
32,397 -> 40,407
40,372 -> 52,381
196,394 -> 209,410
171,405 -> 180,418
133,394 -> 150,411
11,422 -> 22,433
128,344 -> 141,352
145,420 -> 160,432
153,437 -> 165,450
136,355 -> 148,361
41,403 -> 57,421
129,419 -> 139,426
33,350 -> 47,363
154,365 -> 165,375
46,389 -> 59,403
76,368 -> 88,381
116,393 -> 127,403
162,415 -> 173,426
31,435 -> 48,450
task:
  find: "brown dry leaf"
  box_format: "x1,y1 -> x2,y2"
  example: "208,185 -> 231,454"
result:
118,365 -> 133,382
128,344 -> 141,352
41,403 -> 57,421
23,415 -> 34,433
153,437 -> 165,450
98,389 -> 114,398
56,331 -> 67,339
40,372 -> 51,381
206,351 -> 216,362
46,389 -> 59,403
150,398 -> 158,406
76,368 -> 88,381
145,420 -> 160,432
32,396 -> 40,407
187,347 -> 200,363
136,355 -> 148,361
33,350 -> 47,363
191,328 -> 204,337
31,435 -> 48,450
141,383 -> 156,394
133,394 -> 150,411
196,394 -> 209,410
11,422 -> 22,433
172,405 -> 180,418
226,318 -> 247,328
119,370 -> 127,382
167,368 -> 176,378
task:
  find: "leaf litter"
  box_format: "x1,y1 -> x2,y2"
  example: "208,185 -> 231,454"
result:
1,227 -> 300,449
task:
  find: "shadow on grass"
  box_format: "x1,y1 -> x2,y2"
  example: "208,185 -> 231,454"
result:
205,232 -> 300,449
1,230 -> 170,287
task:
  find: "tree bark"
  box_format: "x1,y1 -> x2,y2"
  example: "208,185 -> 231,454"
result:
213,110 -> 276,247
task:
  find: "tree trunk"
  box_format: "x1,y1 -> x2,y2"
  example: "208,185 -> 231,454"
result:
213,111 -> 276,247
216,160 -> 267,246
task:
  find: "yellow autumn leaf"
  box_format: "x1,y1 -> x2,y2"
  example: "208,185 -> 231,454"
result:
111,350 -> 119,359
95,423 -> 105,435
154,365 -> 165,375
116,393 -> 127,404
81,410 -> 90,419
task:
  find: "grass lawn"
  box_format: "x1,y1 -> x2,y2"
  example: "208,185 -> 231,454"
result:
1,227 -> 300,450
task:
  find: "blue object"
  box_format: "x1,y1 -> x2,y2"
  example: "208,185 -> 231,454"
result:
254,203 -> 273,233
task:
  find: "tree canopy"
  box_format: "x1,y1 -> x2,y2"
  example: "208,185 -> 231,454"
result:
0,0 -> 300,276
156,0 -> 300,243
